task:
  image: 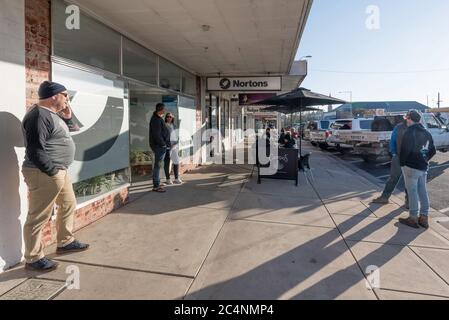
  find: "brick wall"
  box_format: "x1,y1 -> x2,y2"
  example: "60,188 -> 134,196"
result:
25,0 -> 51,109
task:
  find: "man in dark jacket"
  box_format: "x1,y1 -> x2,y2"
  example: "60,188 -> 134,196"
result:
399,110 -> 436,229
372,116 -> 408,206
149,103 -> 170,192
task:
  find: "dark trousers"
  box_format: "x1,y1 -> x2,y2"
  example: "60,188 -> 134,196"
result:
152,146 -> 166,188
382,154 -> 409,202
164,149 -> 179,180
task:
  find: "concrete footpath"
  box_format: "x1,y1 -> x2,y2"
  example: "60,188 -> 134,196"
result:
2,145 -> 449,300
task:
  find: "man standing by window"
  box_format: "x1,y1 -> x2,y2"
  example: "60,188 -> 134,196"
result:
22,81 -> 89,271
149,103 -> 170,193
399,110 -> 436,229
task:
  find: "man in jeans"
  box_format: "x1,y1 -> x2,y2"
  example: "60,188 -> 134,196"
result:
372,116 -> 409,207
22,81 -> 89,271
399,110 -> 436,229
149,103 -> 170,192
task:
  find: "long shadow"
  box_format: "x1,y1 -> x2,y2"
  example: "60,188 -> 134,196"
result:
0,112 -> 25,272
185,202 -> 413,299
293,219 -> 428,299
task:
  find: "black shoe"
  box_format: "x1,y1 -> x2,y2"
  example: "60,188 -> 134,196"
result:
56,239 -> 90,254
25,257 -> 58,271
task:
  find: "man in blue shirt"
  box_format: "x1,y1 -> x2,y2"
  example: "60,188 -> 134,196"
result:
372,116 -> 408,207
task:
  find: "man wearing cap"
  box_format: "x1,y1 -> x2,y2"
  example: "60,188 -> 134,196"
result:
21,81 -> 89,271
372,115 -> 409,207
399,110 -> 436,229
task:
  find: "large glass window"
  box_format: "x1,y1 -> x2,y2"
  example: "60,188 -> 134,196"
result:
159,58 -> 181,92
52,0 -> 121,74
182,72 -> 196,96
52,63 -> 129,183
123,38 -> 157,85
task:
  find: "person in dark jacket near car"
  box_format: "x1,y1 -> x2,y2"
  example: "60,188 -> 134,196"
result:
372,116 -> 408,207
399,110 -> 436,229
149,103 -> 170,192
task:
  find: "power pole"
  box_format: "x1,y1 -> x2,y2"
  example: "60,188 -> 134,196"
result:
437,92 -> 442,109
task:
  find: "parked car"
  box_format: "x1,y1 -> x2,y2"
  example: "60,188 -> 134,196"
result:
305,120 -> 333,144
326,118 -> 374,153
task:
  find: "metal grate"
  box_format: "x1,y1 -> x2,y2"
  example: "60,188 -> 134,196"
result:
0,278 -> 66,300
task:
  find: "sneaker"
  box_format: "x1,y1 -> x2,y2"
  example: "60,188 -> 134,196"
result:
399,217 -> 420,229
25,257 -> 58,271
56,239 -> 90,254
418,216 -> 429,229
371,196 -> 389,204
165,179 -> 173,185
173,178 -> 183,184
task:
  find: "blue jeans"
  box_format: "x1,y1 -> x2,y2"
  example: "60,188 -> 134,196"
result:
152,147 -> 166,188
402,166 -> 430,217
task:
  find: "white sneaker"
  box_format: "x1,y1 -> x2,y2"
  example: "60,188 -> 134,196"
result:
173,178 -> 183,184
165,179 -> 173,185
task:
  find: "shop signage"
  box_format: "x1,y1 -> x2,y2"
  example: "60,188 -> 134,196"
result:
239,93 -> 276,105
207,77 -> 282,91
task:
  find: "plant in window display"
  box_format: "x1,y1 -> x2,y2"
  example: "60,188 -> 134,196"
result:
130,150 -> 151,165
74,175 -> 113,197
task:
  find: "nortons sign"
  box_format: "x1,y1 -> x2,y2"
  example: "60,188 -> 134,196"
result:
207,77 -> 282,91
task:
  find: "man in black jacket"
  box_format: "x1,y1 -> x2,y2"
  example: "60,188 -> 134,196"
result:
399,110 -> 436,229
149,103 -> 170,192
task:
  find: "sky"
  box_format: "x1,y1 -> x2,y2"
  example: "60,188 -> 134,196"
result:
295,0 -> 449,107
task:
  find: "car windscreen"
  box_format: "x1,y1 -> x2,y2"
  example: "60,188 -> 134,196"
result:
320,121 -> 330,130
360,120 -> 374,130
331,121 -> 352,130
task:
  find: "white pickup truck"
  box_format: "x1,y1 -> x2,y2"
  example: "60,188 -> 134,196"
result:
305,120 -> 333,143
339,113 -> 449,162
325,118 -> 374,153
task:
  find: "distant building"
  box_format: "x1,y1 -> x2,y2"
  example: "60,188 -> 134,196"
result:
323,101 -> 428,119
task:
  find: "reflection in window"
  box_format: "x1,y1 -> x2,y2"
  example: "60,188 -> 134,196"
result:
123,38 -> 157,85
159,58 -> 181,92
182,72 -> 196,96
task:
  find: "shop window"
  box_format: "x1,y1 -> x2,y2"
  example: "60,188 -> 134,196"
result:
52,63 -> 129,183
159,58 -> 181,92
52,0 -> 121,74
182,72 -> 196,96
123,38 -> 157,85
